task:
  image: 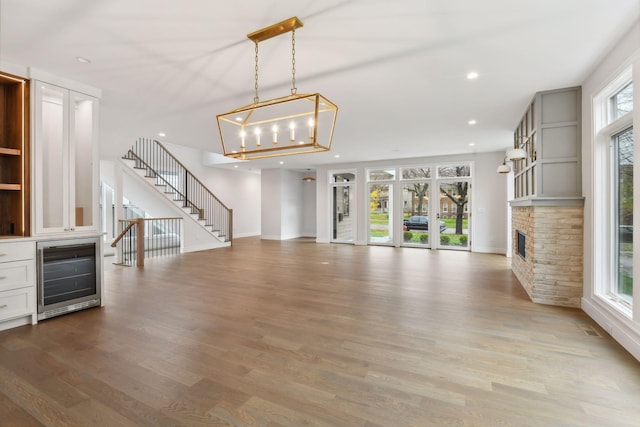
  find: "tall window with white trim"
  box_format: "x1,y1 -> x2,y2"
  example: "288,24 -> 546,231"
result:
613,126 -> 633,303
594,67 -> 635,313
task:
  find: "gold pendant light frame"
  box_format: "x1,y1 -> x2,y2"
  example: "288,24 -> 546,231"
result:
217,17 -> 338,160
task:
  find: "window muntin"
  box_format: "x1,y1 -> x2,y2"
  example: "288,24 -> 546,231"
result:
614,127 -> 634,303
611,82 -> 634,122
437,164 -> 471,178
367,169 -> 395,181
332,172 -> 355,183
401,167 -> 431,180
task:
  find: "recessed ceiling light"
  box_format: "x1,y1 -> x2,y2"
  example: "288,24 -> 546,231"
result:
233,165 -> 239,168
468,120 -> 477,125
466,71 -> 479,80
158,132 -> 166,137
279,161 -> 284,165
334,154 -> 340,158
76,56 -> 91,64
235,117 -> 243,122
468,142 -> 475,146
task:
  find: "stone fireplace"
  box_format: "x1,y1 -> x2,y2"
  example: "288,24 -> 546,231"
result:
511,204 -> 583,308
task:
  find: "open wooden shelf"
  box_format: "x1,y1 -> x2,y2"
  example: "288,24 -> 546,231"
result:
0,183 -> 21,191
0,71 -> 30,237
0,147 -> 21,156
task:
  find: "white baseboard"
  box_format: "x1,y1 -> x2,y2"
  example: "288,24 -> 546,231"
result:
233,232 -> 261,239
0,315 -> 33,332
260,234 -> 283,241
472,246 -> 507,255
182,241 -> 230,253
582,297 -> 640,362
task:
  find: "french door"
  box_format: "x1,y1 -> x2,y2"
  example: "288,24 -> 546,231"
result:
369,182 -> 393,244
401,181 -> 431,248
437,180 -> 471,250
330,171 -> 356,243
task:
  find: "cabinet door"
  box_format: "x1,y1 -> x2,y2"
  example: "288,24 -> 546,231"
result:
70,92 -> 98,231
34,82 -> 99,234
34,83 -> 69,233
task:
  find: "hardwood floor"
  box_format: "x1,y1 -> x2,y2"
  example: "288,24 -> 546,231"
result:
1,237 -> 639,426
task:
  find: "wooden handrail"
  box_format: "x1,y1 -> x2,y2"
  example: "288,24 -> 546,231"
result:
118,217 -> 181,222
111,219 -> 140,248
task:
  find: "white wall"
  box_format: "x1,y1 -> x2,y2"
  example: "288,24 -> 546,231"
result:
302,174 -> 317,237
315,151 -> 509,253
281,170 -> 305,240
261,169 -> 282,239
261,169 -> 312,240
581,19 -> 640,361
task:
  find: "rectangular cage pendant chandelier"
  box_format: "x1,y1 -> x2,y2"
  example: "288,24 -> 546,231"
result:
217,17 -> 338,160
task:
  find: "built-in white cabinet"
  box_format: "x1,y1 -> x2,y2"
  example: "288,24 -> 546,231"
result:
0,241 -> 36,330
33,81 -> 99,234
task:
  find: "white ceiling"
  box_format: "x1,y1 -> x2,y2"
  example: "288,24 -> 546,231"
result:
2,0 -> 639,171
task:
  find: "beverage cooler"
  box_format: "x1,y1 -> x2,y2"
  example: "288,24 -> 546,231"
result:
36,237 -> 102,320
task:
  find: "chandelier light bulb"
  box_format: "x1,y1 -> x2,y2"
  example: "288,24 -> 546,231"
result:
308,118 -> 314,139
254,127 -> 261,146
289,122 -> 296,142
272,124 -> 278,144
240,129 -> 246,148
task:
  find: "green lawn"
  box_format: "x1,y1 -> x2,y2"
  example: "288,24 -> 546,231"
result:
370,229 -> 389,238
442,218 -> 468,229
620,274 -> 633,296
401,230 -> 468,246
370,212 -> 389,225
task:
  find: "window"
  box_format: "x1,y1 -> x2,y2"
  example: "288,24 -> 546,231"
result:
443,204 -> 448,213
332,172 -> 355,183
593,66 -> 635,314
401,167 -> 430,179
614,127 -> 634,303
437,164 -> 471,178
368,169 -> 395,181
611,82 -> 634,121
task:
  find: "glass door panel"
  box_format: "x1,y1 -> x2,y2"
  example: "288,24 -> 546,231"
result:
72,95 -> 95,228
332,184 -> 354,243
41,85 -> 67,230
369,183 -> 392,244
438,181 -> 470,250
401,182 -> 430,247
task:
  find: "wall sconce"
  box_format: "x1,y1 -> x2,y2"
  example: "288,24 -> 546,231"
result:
496,148 -> 527,174
497,158 -> 512,174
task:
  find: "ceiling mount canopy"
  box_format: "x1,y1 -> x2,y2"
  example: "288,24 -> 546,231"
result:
302,168 -> 316,182
217,16 -> 338,161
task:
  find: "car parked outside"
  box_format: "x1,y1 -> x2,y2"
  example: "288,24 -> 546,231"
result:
403,215 -> 447,232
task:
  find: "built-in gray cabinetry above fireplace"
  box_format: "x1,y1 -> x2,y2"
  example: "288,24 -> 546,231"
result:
512,86 -> 582,202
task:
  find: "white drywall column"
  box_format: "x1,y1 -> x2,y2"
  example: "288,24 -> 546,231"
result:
261,169 -> 307,240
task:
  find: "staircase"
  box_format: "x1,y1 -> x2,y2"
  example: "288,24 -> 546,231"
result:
120,138 -> 232,246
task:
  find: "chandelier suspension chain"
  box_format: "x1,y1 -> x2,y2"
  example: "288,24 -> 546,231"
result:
291,29 -> 297,95
254,41 -> 260,104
